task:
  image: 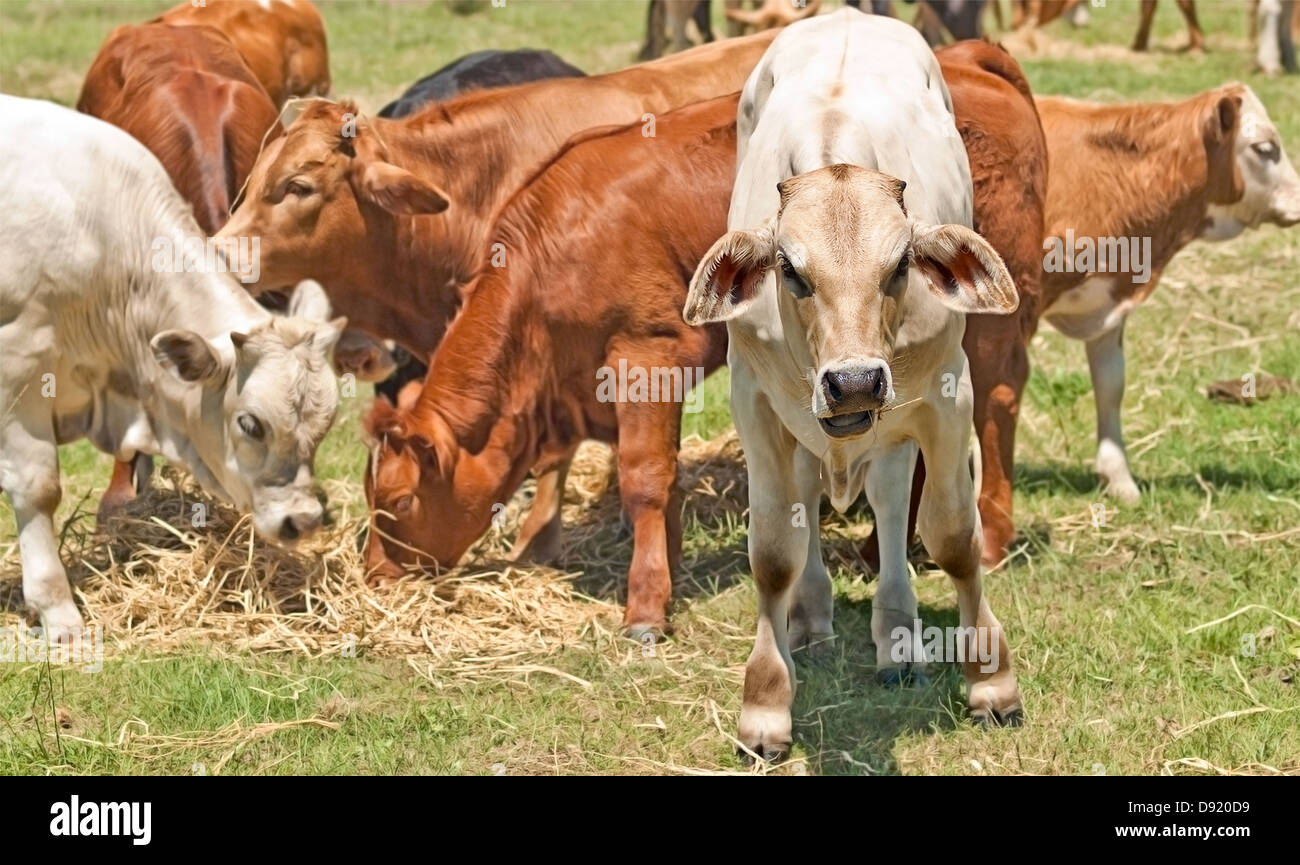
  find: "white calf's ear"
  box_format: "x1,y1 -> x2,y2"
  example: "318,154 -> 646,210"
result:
314,316 -> 349,355
683,226 -> 775,325
288,279 -> 333,323
911,221 -> 1019,315
151,330 -> 226,385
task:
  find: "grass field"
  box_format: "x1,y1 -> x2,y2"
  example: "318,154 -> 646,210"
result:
2,0 -> 1299,775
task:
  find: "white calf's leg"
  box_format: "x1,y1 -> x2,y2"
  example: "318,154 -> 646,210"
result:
1,400 -> 83,637
915,398 -> 1022,725
789,444 -> 834,652
1086,321 -> 1140,503
732,367 -> 806,761
865,441 -> 924,686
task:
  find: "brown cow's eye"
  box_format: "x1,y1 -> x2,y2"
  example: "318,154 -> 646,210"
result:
238,414 -> 265,440
285,179 -> 314,197
392,494 -> 414,515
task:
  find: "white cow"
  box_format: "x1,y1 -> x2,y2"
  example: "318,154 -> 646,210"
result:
683,8 -> 1023,760
0,96 -> 345,637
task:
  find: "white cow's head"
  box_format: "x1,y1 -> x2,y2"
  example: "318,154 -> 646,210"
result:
684,164 -> 1016,439
1202,85 -> 1300,240
150,281 -> 344,544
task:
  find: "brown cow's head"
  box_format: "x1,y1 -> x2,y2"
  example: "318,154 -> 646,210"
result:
362,389 -> 499,583
684,164 -> 1016,439
1202,85 -> 1300,240
218,101 -> 448,293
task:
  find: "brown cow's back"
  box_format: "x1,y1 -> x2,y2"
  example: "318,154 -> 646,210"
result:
422,93 -> 740,444
158,0 -> 330,105
78,23 -> 280,235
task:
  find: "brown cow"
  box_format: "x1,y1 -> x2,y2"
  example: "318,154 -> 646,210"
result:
77,21 -> 282,519
217,30 -> 777,562
1034,86 -> 1298,506
158,0 -> 330,106
364,95 -> 737,636
862,40 -> 1047,569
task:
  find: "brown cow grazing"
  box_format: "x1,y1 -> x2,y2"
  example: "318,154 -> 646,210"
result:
218,30 -> 776,563
364,95 -> 737,636
158,0 -> 330,106
77,21 -> 282,519
860,41 -> 1047,570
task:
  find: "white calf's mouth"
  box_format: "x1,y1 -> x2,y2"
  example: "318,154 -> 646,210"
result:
818,410 -> 875,438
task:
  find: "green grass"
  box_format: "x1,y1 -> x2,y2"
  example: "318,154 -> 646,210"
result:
2,1 -> 1299,775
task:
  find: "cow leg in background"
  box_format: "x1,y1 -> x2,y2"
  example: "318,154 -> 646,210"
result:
639,0 -> 668,61
788,445 -> 834,652
914,398 -> 1022,725
667,0 -> 694,53
1086,320 -> 1140,503
1,389 -> 85,637
725,0 -> 747,36
966,311 -> 1031,565
866,441 -> 926,687
1132,0 -> 1158,50
614,396 -> 682,638
1175,0 -> 1206,51
732,368 -> 803,761
858,455 -> 923,574
508,456 -> 571,566
692,0 -> 716,42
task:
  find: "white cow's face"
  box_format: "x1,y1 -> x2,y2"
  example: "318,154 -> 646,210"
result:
1203,87 -> 1300,240
684,164 -> 1017,440
152,281 -> 344,544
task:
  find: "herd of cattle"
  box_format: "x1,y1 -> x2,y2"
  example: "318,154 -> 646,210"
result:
2,0 -> 1298,759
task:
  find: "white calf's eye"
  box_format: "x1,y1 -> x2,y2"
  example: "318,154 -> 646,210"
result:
238,414 -> 265,440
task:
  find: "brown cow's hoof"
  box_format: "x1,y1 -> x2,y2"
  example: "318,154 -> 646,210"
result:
737,741 -> 790,766
737,704 -> 793,765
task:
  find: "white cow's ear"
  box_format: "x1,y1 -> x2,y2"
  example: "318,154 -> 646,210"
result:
911,221 -> 1018,315
314,316 -> 349,355
683,225 -> 775,325
288,279 -> 332,323
152,330 -> 227,385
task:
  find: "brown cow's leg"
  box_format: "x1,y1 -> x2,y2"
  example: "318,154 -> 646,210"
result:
1175,0 -> 1205,50
966,314 -> 1030,566
97,454 -> 151,526
508,457 -> 570,566
639,0 -> 667,60
615,400 -> 681,637
1132,0 -> 1158,50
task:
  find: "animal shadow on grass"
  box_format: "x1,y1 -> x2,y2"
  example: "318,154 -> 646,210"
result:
1017,460 -> 1300,499
791,593 -> 969,775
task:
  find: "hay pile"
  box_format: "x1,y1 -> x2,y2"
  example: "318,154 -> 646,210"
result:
0,434 -> 753,672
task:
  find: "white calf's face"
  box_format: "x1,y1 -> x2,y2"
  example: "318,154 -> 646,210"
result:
1204,87 -> 1300,240
152,281 -> 344,545
684,164 -> 1018,440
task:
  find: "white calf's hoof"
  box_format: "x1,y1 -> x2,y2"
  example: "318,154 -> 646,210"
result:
737,704 -> 793,764
40,602 -> 86,641
1102,477 -> 1141,504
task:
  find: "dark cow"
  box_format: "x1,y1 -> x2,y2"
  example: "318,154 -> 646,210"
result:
378,49 -> 585,119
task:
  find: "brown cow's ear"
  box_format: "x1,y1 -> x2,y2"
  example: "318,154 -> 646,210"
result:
352,159 -> 451,216
683,224 -> 775,325
912,221 -> 1019,315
